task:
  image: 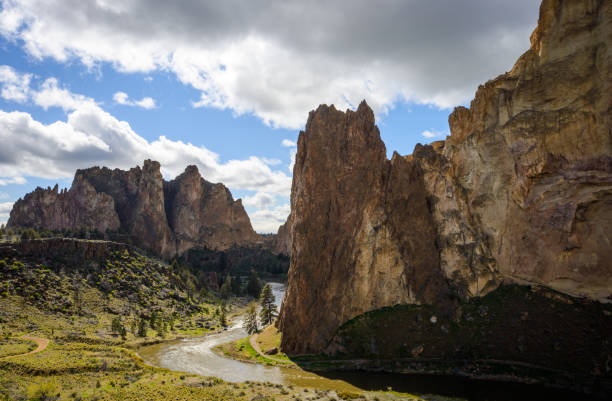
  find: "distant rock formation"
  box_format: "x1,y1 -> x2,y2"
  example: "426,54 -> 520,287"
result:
8,160 -> 260,258
271,215 -> 292,256
279,0 -> 612,355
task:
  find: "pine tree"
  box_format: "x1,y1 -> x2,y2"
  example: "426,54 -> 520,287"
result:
120,325 -> 127,341
246,270 -> 261,298
243,301 -> 259,334
259,283 -> 277,327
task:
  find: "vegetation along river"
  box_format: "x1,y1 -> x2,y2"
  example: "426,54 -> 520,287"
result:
139,282 -> 595,400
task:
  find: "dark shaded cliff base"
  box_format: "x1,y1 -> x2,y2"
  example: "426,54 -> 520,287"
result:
303,284 -> 612,398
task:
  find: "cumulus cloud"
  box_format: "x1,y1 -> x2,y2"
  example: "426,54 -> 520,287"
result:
113,91 -> 156,109
0,69 -> 292,230
248,204 -> 291,234
0,65 -> 31,102
281,139 -> 298,172
421,129 -> 448,139
0,0 -> 539,129
261,157 -> 282,166
243,192 -> 277,210
0,176 -> 26,185
0,201 -> 12,224
33,77 -> 97,111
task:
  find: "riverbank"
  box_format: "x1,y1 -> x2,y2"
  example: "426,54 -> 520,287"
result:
213,323 -> 295,367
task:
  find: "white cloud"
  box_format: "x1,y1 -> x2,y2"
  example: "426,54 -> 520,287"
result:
0,0 -> 539,129
0,191 -> 9,199
288,147 -> 297,173
243,192 -> 277,210
0,201 -> 12,224
0,70 -> 293,230
281,139 -> 296,147
0,65 -> 31,102
261,157 -> 282,166
113,91 -> 156,109
34,78 -> 97,111
0,176 -> 27,186
421,129 -> 448,139
249,204 -> 290,234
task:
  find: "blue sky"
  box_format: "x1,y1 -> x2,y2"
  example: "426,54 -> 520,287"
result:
0,0 -> 539,232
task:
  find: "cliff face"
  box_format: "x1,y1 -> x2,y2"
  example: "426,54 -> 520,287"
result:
163,165 -> 260,254
6,181 -> 120,234
279,0 -> 612,355
8,161 -> 259,258
271,215 -> 292,256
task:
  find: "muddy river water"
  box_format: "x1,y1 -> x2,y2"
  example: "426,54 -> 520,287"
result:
138,282 -> 594,400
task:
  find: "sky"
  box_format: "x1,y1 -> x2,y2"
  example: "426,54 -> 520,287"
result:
0,0 -> 540,232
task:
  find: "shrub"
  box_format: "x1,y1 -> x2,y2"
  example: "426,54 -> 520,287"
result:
26,379 -> 60,401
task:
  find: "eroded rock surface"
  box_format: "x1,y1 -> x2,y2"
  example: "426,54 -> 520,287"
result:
279,0 -> 612,355
8,161 -> 259,258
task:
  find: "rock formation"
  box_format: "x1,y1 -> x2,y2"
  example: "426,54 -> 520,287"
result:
279,0 -> 612,355
163,165 -> 260,254
271,215 -> 292,256
8,161 -> 259,258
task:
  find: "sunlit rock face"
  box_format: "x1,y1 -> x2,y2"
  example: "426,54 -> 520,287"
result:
8,161 -> 259,258
163,165 -> 260,255
279,0 -> 612,355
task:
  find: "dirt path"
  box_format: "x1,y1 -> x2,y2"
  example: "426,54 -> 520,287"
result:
249,333 -> 289,364
2,336 -> 49,359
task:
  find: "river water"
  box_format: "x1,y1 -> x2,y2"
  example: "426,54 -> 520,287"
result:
139,282 -> 596,400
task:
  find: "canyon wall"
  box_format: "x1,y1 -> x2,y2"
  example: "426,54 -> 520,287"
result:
8,160 -> 259,258
279,0 -> 612,355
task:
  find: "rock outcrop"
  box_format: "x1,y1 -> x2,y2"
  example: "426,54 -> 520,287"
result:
163,165 -> 260,254
271,215 -> 292,256
8,161 -> 259,258
279,0 -> 612,356
0,238 -> 131,261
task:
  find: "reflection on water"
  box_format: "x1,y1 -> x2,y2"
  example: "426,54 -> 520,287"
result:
139,282 -> 599,400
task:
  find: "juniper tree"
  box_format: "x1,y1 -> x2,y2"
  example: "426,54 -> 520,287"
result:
259,283 -> 277,326
243,301 -> 259,334
111,317 -> 122,334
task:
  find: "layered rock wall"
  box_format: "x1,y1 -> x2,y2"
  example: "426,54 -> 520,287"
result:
8,161 -> 259,258
279,0 -> 612,355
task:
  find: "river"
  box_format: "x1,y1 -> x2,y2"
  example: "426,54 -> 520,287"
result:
139,282 -> 595,400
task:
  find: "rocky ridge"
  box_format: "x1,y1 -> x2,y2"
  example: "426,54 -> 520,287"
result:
279,0 -> 612,356
8,160 -> 260,258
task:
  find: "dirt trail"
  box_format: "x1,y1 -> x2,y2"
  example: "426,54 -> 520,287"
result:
2,336 -> 49,359
249,333 -> 289,364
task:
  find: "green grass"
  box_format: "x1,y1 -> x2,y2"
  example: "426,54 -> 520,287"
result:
0,336 -> 304,401
215,335 -> 294,367
0,338 -> 36,358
